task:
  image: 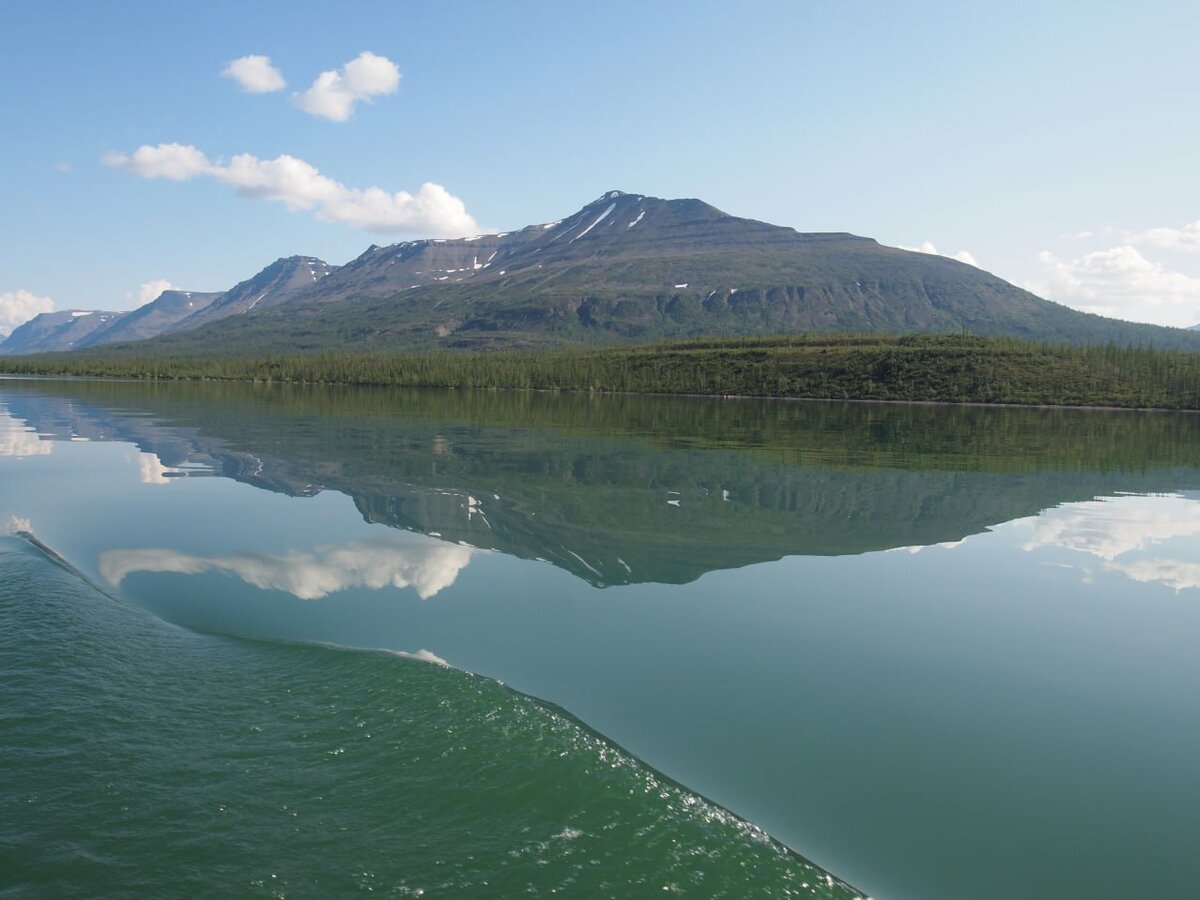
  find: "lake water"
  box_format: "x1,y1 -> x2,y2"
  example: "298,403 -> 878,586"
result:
3,378 -> 1200,900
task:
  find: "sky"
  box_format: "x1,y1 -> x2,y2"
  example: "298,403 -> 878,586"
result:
2,0 -> 1199,334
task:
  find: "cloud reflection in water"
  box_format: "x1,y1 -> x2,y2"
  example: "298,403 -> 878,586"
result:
100,537 -> 475,600
1022,494 -> 1200,592
0,414 -> 52,457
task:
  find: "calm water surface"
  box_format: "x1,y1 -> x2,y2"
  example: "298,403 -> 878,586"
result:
3,379 -> 1200,900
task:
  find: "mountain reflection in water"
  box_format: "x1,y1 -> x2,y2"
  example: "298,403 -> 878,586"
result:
5,380 -> 1200,587
5,380 -> 1200,900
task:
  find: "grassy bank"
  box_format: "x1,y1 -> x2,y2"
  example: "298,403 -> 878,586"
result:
4,334 -> 1200,409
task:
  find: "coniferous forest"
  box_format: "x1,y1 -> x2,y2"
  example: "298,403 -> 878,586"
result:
4,334 -> 1200,409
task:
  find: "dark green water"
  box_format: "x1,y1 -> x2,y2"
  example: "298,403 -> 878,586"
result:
4,379 -> 1200,899
1,540 -> 849,898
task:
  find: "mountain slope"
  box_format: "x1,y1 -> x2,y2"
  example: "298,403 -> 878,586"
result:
14,191 -> 1200,356
170,256 -> 336,329
0,256 -> 336,355
77,290 -> 223,347
0,310 -> 125,354
113,191 -> 1200,355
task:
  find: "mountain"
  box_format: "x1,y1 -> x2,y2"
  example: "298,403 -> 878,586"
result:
168,256 -> 337,330
8,191 -> 1200,356
0,309 -> 124,354
0,256 -> 335,355
76,290 -> 224,347
87,191 -> 1200,355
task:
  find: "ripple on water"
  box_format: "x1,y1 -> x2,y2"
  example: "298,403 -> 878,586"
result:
0,538 -> 865,898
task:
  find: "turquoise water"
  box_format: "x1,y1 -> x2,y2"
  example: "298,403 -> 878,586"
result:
4,380 -> 1200,899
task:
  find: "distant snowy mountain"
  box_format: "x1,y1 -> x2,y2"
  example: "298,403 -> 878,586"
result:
170,256 -> 337,330
0,309 -> 124,354
0,256 -> 334,355
77,290 -> 223,347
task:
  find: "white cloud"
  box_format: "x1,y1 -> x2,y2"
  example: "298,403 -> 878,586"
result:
1029,245 -> 1200,327
222,54 -> 286,93
129,279 -> 178,306
0,289 -> 55,336
294,51 -> 400,121
99,537 -> 475,600
103,142 -> 212,181
104,143 -> 477,236
1128,219 -> 1200,254
54,161 -> 72,173
218,152 -> 342,210
899,241 -> 979,268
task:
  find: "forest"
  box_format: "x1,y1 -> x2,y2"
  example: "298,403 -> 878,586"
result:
4,334 -> 1200,409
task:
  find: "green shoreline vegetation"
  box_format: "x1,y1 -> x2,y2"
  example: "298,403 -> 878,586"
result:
4,334 -> 1200,409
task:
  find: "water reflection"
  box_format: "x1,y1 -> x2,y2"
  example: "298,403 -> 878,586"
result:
6,381 -> 1200,589
1022,493 -> 1200,592
100,536 -> 475,600
0,412 -> 52,457
7,381 -> 1200,900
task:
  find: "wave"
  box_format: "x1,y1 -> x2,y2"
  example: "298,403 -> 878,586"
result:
0,537 -> 867,899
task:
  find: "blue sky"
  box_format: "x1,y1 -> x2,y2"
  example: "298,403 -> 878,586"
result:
3,0 -> 1199,332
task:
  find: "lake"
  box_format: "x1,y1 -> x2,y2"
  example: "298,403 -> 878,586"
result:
3,378 -> 1200,900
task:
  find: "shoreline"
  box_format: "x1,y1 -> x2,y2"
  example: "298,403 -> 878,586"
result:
2,370 -> 1198,414
4,334 -> 1200,411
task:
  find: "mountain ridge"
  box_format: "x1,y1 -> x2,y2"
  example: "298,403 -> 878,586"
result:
5,190 -> 1200,355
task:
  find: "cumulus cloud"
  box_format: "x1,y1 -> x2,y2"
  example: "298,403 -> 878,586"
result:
1029,245 -> 1200,327
103,142 -> 211,181
1127,219 -> 1200,254
104,142 -> 477,236
222,54 -> 286,93
0,289 -> 55,336
129,279 -> 177,306
899,241 -> 979,268
99,537 -> 475,600
294,51 -> 400,121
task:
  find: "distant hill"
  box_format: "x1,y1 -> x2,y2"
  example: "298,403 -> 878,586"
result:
78,290 -> 223,346
6,191 -> 1200,355
0,309 -> 124,354
0,257 -> 335,355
